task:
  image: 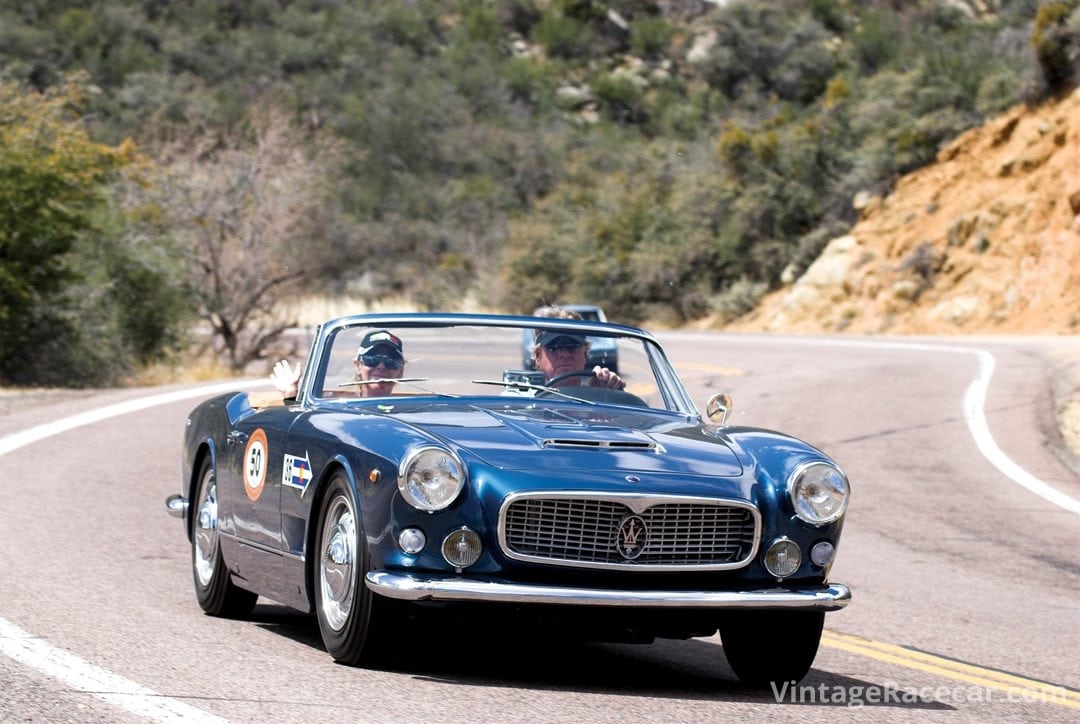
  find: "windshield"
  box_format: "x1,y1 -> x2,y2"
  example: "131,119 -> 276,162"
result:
305,319 -> 693,415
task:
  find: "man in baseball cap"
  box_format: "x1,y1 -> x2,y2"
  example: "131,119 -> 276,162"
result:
269,328 -> 407,401
530,306 -> 623,389
356,329 -> 404,358
352,329 -> 405,397
534,330 -> 587,349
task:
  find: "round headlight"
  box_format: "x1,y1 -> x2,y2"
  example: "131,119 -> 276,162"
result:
398,447 -> 466,511
789,461 -> 849,525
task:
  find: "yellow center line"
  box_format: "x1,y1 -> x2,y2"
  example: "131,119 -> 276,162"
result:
821,630 -> 1080,709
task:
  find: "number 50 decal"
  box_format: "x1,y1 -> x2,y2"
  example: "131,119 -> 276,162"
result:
243,428 -> 269,501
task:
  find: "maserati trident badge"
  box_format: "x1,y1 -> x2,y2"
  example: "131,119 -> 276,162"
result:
617,515 -> 648,560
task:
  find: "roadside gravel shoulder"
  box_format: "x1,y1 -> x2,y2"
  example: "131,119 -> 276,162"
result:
0,388 -> 101,418
1048,346 -> 1080,475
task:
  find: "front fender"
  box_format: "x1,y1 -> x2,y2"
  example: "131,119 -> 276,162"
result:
722,426 -> 848,576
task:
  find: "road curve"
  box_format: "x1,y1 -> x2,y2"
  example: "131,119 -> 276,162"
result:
1,333 -> 1077,722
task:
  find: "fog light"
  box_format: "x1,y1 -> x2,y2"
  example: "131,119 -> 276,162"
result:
763,537 -> 801,579
810,541 -> 835,567
441,527 -> 482,569
398,527 -> 426,555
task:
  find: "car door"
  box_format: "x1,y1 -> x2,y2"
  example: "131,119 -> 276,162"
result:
218,408 -> 295,552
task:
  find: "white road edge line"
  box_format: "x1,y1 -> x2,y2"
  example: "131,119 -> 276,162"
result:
0,379 -> 262,723
0,379 -> 263,457
963,348 -> 1080,514
0,619 -> 229,724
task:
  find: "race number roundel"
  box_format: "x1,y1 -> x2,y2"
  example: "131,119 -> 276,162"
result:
243,428 -> 269,501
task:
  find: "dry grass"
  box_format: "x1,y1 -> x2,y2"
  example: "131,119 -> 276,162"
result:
281,294 -> 420,327
280,293 -> 500,327
126,355 -> 240,386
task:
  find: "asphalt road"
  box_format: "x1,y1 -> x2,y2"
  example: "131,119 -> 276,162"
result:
1,332 -> 1078,722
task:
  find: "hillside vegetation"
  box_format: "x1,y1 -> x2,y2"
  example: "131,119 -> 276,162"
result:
1,0 -> 1078,385
727,87 -> 1080,334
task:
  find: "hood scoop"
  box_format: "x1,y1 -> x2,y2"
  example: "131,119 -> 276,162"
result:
542,438 -> 664,453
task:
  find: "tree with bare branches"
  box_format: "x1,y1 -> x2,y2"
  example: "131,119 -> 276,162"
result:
154,110 -> 327,370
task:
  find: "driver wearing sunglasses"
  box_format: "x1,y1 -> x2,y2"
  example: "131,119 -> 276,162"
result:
530,305 -> 624,390
532,325 -> 624,390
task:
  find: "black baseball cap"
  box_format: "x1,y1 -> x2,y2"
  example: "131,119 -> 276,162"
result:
356,329 -> 404,358
535,330 -> 586,347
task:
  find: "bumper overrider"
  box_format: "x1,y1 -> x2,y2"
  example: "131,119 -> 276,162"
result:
165,494 -> 187,518
366,572 -> 851,610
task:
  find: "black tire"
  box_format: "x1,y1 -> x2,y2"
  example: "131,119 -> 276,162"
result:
191,457 -> 258,618
313,472 -> 393,665
719,610 -> 825,688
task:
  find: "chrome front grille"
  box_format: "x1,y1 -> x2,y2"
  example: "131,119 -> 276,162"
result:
499,494 -> 759,571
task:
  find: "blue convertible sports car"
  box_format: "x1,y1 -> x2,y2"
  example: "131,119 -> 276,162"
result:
166,313 -> 851,686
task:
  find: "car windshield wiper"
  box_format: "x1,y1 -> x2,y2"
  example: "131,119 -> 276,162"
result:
338,378 -> 459,398
470,379 -> 595,405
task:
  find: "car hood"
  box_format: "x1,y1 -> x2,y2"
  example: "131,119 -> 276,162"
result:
385,403 -> 743,477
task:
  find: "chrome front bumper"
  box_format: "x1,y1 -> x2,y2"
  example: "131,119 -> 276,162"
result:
366,572 -> 851,610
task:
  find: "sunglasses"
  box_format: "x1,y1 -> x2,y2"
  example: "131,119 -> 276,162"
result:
544,340 -> 584,354
359,354 -> 403,370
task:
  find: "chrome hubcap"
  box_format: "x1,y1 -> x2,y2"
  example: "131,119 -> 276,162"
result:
194,468 -> 218,588
319,495 -> 356,632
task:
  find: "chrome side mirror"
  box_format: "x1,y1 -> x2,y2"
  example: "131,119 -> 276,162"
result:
705,392 -> 733,426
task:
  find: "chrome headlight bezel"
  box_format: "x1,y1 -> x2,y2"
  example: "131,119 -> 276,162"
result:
788,461 -> 849,525
397,446 -> 466,512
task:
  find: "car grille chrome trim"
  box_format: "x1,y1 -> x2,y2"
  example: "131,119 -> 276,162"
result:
498,492 -> 760,571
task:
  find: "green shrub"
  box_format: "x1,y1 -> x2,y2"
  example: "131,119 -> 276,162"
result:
499,226 -> 576,312
976,70 -> 1024,115
501,56 -> 551,106
592,73 -> 646,123
654,91 -> 709,140
809,0 -> 850,34
1032,0 -> 1080,91
0,75 -> 124,384
630,17 -> 673,59
712,278 -> 768,323
716,122 -> 754,178
851,8 -> 900,74
533,10 -> 592,59
771,18 -> 837,103
460,0 -> 502,44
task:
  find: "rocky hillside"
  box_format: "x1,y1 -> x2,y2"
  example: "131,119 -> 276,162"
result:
726,87 -> 1080,336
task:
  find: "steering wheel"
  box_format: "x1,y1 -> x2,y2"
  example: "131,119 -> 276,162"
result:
545,370 -> 595,387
